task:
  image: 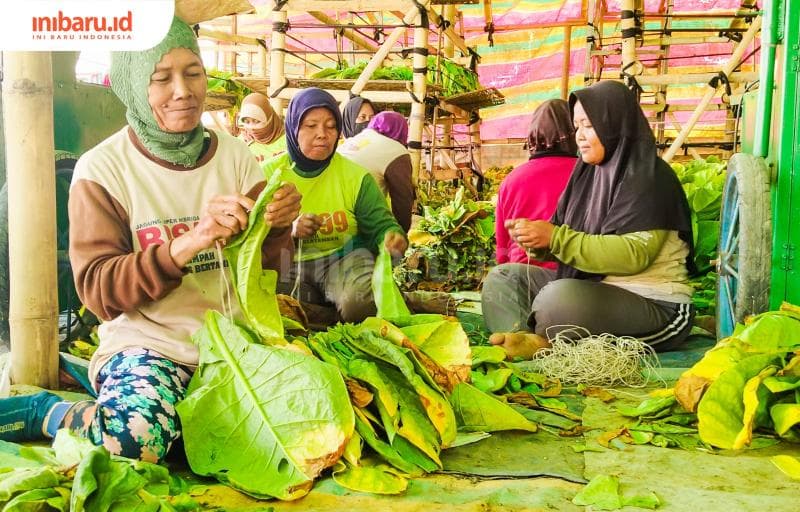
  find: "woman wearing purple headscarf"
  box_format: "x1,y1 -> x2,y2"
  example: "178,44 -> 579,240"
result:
482,81 -> 695,360
338,111 -> 414,231
262,88 -> 407,322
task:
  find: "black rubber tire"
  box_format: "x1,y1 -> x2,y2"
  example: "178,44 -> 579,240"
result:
715,153 -> 772,339
0,153 -> 79,346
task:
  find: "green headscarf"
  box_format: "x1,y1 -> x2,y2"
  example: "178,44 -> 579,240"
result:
110,16 -> 205,167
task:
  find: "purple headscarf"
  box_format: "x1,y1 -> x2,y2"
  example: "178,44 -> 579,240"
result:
285,88 -> 342,173
368,111 -> 408,146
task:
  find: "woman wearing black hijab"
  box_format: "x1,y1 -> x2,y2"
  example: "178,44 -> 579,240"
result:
342,96 -> 378,138
482,81 -> 695,359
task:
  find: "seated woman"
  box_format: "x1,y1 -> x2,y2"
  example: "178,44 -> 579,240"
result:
0,17 -> 301,461
482,81 -> 695,359
237,92 -> 287,162
342,96 -> 378,138
338,111 -> 414,231
495,99 -> 577,268
264,88 -> 407,322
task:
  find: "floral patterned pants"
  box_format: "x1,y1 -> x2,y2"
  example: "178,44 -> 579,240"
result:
62,348 -> 192,463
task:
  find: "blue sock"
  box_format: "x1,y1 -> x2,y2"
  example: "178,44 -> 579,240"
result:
0,392 -> 65,442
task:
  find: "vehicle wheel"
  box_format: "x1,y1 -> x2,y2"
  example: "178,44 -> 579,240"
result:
0,153 -> 80,347
716,153 -> 772,339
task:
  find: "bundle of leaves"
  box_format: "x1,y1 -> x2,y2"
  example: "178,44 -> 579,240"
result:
675,303 -> 800,449
465,346 -> 583,433
0,430 -> 199,511
619,302 -> 800,453
176,177 -> 355,501
396,187 -> 495,291
416,180 -> 480,211
206,69 -> 251,126
309,56 -> 480,97
480,165 -> 514,200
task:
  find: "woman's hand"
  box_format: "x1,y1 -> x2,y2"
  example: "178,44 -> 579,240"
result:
384,231 -> 408,258
170,194 -> 255,267
265,183 -> 302,229
505,218 -> 555,250
292,213 -> 323,239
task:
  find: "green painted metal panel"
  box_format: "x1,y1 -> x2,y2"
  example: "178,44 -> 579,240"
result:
739,91 -> 759,155
769,0 -> 800,308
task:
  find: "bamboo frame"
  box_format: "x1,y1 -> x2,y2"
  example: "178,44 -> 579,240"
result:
409,12 -> 429,185
662,15 -> 762,162
348,1 -> 431,99
2,52 -> 59,388
268,5 -> 288,113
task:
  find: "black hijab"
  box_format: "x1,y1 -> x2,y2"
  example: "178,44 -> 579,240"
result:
342,96 -> 377,138
527,99 -> 577,159
553,81 -> 694,280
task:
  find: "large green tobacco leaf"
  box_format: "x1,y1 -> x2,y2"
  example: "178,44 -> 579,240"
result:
345,331 -> 457,447
736,311 -> 800,352
697,353 -> 781,449
223,169 -> 285,343
353,409 -> 422,475
372,244 -> 411,321
771,404 -> 800,436
332,461 -> 408,495
400,318 -> 471,379
449,382 -> 537,433
177,311 -> 354,500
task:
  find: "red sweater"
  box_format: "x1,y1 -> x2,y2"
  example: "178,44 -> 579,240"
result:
495,155 -> 577,268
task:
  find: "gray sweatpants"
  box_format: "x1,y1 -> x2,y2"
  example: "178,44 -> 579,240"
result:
481,263 -> 693,350
277,248 -> 377,323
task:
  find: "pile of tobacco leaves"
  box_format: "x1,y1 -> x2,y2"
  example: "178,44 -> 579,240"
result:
598,303 -> 800,465
310,56 -> 480,97
396,187 -> 495,292
0,431 -> 200,511
670,156 -> 727,319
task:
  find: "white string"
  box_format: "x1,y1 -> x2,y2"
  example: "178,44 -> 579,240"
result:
519,325 -> 663,388
215,240 -> 234,320
290,239 -> 303,300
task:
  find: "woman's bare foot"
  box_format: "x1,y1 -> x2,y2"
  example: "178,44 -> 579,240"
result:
489,332 -> 551,360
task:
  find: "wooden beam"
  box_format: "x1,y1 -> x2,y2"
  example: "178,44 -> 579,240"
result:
561,25 -> 572,99
2,52 -> 59,388
286,0 -> 412,10
426,8 -> 470,56
307,11 -> 402,60
269,7 -> 288,113
198,27 -> 262,46
634,71 -> 758,85
349,1 -> 431,99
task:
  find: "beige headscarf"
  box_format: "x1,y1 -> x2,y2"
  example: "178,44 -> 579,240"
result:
237,93 -> 285,145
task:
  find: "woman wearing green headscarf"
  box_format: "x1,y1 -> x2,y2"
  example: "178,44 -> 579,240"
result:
0,17 -> 301,463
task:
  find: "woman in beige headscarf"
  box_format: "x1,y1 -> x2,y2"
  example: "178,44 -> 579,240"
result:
238,92 -> 287,163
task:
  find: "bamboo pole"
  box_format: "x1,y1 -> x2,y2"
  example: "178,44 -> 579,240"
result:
440,5 -> 456,176
268,4 -> 289,113
561,25 -> 572,99
667,112 -> 703,160
2,52 -> 59,388
409,12 -> 429,186
620,0 -> 641,79
348,1 -> 431,99
259,45 -> 268,76
662,15 -> 761,162
426,8 -> 470,56
231,15 -> 238,73
307,11 -> 401,60
597,71 -> 758,85
198,27 -> 261,46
